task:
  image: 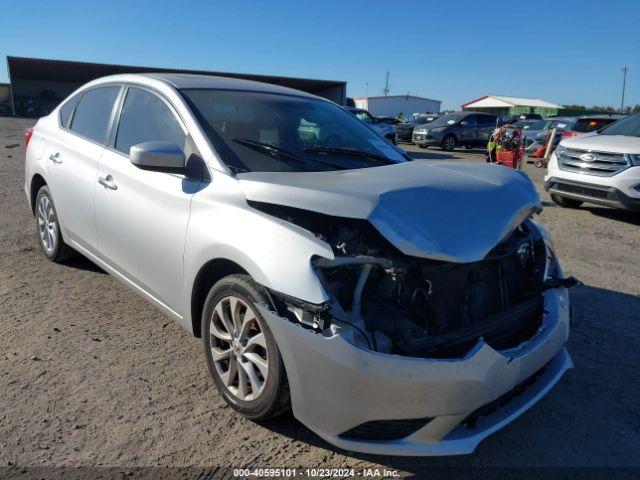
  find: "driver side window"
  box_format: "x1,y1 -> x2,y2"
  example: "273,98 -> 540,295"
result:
115,87 -> 186,156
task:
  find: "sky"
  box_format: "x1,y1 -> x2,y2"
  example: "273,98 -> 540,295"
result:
1,0 -> 638,110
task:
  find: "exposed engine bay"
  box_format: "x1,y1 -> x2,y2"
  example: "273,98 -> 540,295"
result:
252,201 -> 560,358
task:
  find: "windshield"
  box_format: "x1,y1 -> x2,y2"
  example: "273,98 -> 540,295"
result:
527,119 -> 553,131
182,89 -> 407,172
427,113 -> 465,127
599,114 -> 639,137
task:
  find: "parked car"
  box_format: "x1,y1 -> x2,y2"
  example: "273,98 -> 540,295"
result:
501,113 -> 543,124
345,107 -> 397,144
396,115 -> 437,143
545,112 -> 640,211
375,116 -> 402,125
560,114 -> 625,138
25,73 -> 573,456
521,118 -> 577,153
412,111 -> 498,151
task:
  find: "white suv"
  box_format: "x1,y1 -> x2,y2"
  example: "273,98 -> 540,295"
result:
545,113 -> 640,211
25,73 -> 573,456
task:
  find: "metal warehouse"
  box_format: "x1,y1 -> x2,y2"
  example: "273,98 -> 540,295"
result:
461,94 -> 561,117
354,95 -> 441,118
5,56 -> 347,116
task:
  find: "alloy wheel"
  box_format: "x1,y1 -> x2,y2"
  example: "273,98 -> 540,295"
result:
443,136 -> 456,151
37,194 -> 57,254
209,295 -> 268,401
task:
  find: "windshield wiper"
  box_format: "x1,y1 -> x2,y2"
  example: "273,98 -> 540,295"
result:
232,138 -> 347,170
304,146 -> 396,165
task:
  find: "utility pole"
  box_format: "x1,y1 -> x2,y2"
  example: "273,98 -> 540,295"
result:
383,71 -> 390,96
621,66 -> 628,112
366,82 -> 369,97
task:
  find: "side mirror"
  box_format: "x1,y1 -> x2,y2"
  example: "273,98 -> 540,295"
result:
130,141 -> 185,172
460,121 -> 468,126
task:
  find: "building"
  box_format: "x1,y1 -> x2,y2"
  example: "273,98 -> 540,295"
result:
6,56 -> 347,116
354,95 -> 441,118
0,83 -> 11,116
461,95 -> 561,117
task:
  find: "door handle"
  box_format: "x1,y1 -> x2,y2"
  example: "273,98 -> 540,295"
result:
98,175 -> 118,190
49,152 -> 62,164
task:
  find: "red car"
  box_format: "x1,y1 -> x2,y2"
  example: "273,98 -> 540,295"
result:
561,114 -> 625,138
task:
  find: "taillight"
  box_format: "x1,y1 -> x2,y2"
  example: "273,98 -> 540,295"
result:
561,131 -> 578,138
25,128 -> 34,149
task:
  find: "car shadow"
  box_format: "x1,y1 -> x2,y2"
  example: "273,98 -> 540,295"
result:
64,255 -> 107,274
259,284 -> 640,474
405,150 -> 457,161
583,206 -> 640,226
405,149 -> 487,162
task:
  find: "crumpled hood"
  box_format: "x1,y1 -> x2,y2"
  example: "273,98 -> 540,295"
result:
237,161 -> 542,263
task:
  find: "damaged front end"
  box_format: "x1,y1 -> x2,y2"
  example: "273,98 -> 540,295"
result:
253,201 -> 570,359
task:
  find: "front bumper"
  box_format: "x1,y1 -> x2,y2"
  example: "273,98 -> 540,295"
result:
545,177 -> 640,211
412,132 -> 441,146
258,288 -> 571,456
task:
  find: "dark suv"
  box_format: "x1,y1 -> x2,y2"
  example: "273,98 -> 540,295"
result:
412,111 -> 498,151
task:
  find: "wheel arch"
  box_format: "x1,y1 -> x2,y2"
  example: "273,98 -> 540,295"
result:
30,174 -> 47,215
190,258 -> 250,338
444,132 -> 458,142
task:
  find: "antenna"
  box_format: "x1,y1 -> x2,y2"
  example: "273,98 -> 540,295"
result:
383,71 -> 390,96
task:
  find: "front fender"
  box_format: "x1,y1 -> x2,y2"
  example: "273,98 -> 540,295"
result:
183,177 -> 334,330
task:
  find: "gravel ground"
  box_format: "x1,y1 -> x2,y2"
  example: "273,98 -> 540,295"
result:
1,117 -> 639,477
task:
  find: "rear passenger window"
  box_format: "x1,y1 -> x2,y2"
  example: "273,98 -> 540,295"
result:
59,94 -> 80,128
115,88 -> 185,155
70,86 -> 120,143
477,115 -> 496,125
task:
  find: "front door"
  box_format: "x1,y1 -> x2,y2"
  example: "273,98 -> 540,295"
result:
476,115 -> 498,145
95,86 -> 194,316
458,114 -> 477,145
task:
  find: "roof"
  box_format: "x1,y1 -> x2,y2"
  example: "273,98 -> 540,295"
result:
577,114 -> 625,119
354,94 -> 442,104
461,95 -> 561,109
6,56 -> 345,98
142,73 -> 318,97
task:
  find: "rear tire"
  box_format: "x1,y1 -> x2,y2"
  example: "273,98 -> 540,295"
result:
35,185 -> 76,263
202,274 -> 290,420
550,193 -> 583,208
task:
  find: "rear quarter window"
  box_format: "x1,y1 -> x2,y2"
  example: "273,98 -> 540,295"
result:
59,94 -> 80,128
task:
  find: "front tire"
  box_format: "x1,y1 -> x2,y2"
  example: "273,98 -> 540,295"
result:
35,185 -> 76,262
550,193 -> 583,208
441,135 -> 456,151
202,274 -> 290,420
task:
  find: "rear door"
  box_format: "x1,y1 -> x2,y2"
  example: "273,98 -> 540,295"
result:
44,85 -> 121,253
94,85 -> 194,315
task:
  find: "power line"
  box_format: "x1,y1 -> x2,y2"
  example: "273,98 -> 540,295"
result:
621,66 -> 628,112
383,71 -> 389,96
